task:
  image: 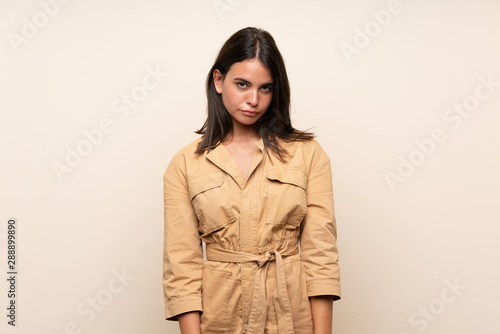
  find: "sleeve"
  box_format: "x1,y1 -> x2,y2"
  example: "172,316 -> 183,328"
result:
163,151 -> 204,320
299,140 -> 341,300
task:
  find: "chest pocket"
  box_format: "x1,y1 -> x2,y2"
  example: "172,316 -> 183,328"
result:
266,168 -> 308,226
188,171 -> 236,235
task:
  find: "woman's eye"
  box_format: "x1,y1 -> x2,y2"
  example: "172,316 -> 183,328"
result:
237,82 -> 247,88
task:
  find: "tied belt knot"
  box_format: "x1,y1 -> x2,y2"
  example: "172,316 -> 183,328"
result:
205,244 -> 297,334
256,249 -> 275,267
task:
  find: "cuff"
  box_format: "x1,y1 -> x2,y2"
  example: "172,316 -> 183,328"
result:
165,295 -> 203,321
307,278 -> 341,301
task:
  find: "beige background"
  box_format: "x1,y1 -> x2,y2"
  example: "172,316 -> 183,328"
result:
1,0 -> 499,333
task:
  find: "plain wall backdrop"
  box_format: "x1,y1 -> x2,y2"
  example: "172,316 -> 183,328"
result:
1,0 -> 499,333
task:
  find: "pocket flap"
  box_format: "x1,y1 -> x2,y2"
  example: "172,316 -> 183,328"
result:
188,171 -> 223,200
266,168 -> 307,189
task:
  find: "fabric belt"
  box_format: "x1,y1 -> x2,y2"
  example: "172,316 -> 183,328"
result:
205,244 -> 298,334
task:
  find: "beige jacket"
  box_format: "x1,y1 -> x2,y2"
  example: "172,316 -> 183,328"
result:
163,137 -> 341,334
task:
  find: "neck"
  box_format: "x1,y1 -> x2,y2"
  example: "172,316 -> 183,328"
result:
223,123 -> 260,144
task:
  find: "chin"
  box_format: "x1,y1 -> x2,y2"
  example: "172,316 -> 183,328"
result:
235,118 -> 260,127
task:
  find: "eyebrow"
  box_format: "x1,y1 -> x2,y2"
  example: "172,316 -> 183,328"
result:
233,77 -> 274,86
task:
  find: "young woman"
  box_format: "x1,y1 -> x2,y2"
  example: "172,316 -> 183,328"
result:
163,27 -> 341,334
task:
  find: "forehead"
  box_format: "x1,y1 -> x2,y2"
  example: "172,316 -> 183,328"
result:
226,59 -> 273,83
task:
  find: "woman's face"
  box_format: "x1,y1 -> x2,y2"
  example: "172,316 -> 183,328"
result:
213,58 -> 274,130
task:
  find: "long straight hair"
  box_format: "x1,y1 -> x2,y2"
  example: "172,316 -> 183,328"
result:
195,27 -> 314,161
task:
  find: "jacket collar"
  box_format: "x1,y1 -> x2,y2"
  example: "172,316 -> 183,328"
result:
206,138 -> 264,189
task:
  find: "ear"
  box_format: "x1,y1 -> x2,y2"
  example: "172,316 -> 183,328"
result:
213,69 -> 223,94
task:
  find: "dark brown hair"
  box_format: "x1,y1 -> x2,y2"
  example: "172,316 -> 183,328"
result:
195,27 -> 314,161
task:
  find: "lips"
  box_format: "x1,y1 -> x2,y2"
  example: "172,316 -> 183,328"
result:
241,110 -> 259,116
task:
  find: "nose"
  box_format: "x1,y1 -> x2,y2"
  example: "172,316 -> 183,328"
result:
246,89 -> 259,107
